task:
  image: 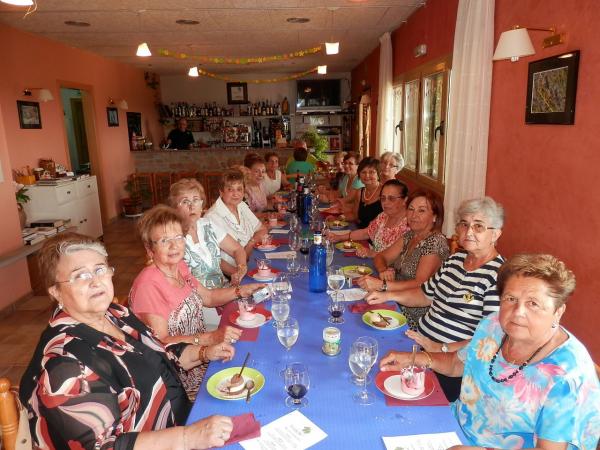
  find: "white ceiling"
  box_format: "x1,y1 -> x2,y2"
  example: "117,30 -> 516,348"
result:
0,0 -> 424,75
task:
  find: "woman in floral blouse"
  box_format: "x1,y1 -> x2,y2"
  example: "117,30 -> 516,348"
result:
20,232 -> 235,449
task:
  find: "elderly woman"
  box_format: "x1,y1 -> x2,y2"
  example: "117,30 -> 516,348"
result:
205,169 -> 269,261
366,196 -> 505,400
20,232 -> 235,449
130,205 -> 263,398
337,151 -> 364,198
344,156 -> 383,228
169,178 -> 247,287
358,189 -> 449,330
243,153 -> 270,213
263,151 -> 290,195
379,151 -> 404,183
380,254 -> 600,450
328,179 -> 409,255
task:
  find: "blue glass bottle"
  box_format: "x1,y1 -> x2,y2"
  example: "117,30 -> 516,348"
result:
296,180 -> 305,219
301,187 -> 312,224
309,231 -> 327,292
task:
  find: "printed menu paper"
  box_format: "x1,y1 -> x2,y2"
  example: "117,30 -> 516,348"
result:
382,431 -> 462,450
240,410 -> 327,450
269,229 -> 289,234
266,251 -> 297,260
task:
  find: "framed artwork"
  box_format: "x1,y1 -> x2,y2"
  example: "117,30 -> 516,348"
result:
525,50 -> 580,125
17,100 -> 42,129
226,82 -> 248,104
107,107 -> 119,127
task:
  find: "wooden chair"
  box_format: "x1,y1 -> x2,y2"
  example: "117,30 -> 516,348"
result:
130,172 -> 154,210
152,172 -> 172,205
201,171 -> 222,208
0,378 -> 19,450
172,171 -> 198,182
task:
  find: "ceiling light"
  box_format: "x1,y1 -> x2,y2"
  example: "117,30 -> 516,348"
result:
175,19 -> 200,25
325,42 -> 339,55
318,65 -> 327,75
64,20 -> 91,27
136,42 -> 152,57
286,17 -> 310,24
0,0 -> 33,5
188,66 -> 199,77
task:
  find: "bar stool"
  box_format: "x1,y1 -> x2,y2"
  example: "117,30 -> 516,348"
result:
130,173 -> 154,210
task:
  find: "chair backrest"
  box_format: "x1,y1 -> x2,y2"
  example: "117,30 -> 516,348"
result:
172,171 -> 198,182
152,172 -> 172,205
201,171 -> 222,208
131,173 -> 154,210
0,377 -> 19,450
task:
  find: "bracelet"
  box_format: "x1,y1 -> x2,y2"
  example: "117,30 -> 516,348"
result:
235,286 -> 242,299
198,345 -> 208,363
421,351 -> 433,369
193,334 -> 200,345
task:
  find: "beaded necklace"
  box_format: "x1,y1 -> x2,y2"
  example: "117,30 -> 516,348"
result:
488,333 -> 552,383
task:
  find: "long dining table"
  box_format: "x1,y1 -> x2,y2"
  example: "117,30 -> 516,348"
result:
187,223 -> 465,449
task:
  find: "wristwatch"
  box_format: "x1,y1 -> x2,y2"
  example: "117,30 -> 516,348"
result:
441,343 -> 449,353
380,279 -> 388,292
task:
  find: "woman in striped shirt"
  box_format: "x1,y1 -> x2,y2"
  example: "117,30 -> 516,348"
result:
366,197 -> 505,401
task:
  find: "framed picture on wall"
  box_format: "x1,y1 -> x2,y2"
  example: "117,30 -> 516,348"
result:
107,107 -> 119,127
226,82 -> 248,104
17,100 -> 42,129
525,50 -> 580,125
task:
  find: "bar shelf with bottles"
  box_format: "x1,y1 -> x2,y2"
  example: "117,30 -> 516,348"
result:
159,99 -> 291,147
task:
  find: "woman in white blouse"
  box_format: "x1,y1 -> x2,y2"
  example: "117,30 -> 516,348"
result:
169,178 -> 248,287
205,169 -> 269,262
263,151 -> 290,196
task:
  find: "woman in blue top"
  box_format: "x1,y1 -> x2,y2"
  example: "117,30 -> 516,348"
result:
379,253 -> 600,450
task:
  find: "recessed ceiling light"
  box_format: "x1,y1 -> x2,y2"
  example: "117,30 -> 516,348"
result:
64,20 -> 91,27
175,19 -> 200,25
286,17 -> 310,24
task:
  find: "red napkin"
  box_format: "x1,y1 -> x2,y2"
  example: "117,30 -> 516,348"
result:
224,413 -> 261,445
349,302 -> 396,314
218,302 -> 259,341
270,238 -> 288,246
384,372 -> 449,407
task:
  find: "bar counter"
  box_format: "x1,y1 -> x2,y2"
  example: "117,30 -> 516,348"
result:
132,147 -> 294,173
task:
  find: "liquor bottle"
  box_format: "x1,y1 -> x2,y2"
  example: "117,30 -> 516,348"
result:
301,186 -> 312,225
309,231 -> 327,292
281,97 -> 289,115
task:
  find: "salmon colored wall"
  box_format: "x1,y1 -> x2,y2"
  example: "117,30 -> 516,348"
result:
351,48 -> 379,156
0,24 -> 163,309
488,0 -> 600,359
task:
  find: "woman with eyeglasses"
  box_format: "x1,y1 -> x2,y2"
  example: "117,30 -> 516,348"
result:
337,151 -> 364,198
366,197 -> 505,401
169,178 -> 247,288
379,151 -> 404,183
327,179 -> 409,256
20,232 -> 237,449
130,205 -> 264,399
357,190 -> 449,328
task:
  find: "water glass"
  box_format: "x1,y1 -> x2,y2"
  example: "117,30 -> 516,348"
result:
348,337 -> 378,405
327,265 -> 345,295
328,291 -> 345,324
272,273 -> 291,301
277,317 -> 299,351
286,255 -> 300,278
271,297 -> 290,328
284,362 -> 310,408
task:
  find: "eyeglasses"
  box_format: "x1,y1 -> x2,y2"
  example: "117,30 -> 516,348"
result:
152,235 -> 185,247
381,162 -> 398,168
455,221 -> 496,234
56,265 -> 115,285
179,197 -> 203,209
380,195 -> 403,202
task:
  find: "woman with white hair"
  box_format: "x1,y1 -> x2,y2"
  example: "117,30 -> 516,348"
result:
379,151 -> 404,183
366,196 -> 506,400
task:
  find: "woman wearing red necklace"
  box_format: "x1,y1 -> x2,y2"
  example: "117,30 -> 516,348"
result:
344,157 -> 383,228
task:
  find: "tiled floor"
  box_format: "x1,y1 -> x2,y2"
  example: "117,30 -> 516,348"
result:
0,217 -> 146,386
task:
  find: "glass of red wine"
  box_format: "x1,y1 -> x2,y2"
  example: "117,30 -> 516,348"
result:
299,236 -> 311,273
328,292 -> 345,324
284,362 -> 310,408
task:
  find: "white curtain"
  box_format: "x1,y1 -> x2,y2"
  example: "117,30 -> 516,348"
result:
442,0 -> 495,236
376,32 -> 393,156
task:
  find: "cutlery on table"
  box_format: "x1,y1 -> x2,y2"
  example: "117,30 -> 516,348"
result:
245,380 -> 255,403
377,312 -> 391,325
407,344 -> 418,379
231,352 -> 250,385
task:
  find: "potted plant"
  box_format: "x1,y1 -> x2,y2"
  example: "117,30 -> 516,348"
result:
121,176 -> 151,217
14,181 -> 30,228
301,127 -> 329,162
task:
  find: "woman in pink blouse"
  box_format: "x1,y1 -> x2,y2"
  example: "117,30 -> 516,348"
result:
327,179 -> 409,256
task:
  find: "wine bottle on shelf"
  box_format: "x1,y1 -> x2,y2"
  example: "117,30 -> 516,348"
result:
309,231 -> 327,292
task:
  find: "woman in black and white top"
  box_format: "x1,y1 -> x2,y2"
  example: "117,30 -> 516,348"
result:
366,196 -> 505,401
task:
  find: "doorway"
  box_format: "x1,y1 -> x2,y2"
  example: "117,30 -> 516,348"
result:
60,88 -> 91,174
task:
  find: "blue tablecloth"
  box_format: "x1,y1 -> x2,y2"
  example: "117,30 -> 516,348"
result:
187,228 -> 465,449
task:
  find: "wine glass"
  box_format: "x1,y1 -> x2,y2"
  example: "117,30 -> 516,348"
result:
327,265 -> 345,297
277,317 -> 299,375
288,195 -> 297,214
286,254 -> 300,278
299,235 -> 311,272
237,295 -> 257,322
284,362 -> 310,408
271,296 -> 290,328
328,291 -> 345,324
272,273 -> 291,301
325,240 -> 335,267
288,213 -> 299,232
288,231 -> 301,277
348,337 -> 378,405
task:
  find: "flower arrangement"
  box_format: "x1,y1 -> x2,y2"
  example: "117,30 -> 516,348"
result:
14,181 -> 30,209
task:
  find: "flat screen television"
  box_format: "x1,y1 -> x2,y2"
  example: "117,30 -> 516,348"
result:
296,79 -> 341,112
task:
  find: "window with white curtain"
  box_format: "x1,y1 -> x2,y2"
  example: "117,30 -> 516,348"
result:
392,56 -> 451,194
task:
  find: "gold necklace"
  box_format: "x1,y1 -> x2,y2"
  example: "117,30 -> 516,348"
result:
363,184 -> 380,202
156,264 -> 185,288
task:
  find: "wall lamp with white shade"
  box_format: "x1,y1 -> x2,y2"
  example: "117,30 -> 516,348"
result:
0,0 -> 33,5
493,25 -> 566,62
23,88 -> 54,102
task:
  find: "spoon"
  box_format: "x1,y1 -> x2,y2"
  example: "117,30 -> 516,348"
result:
407,344 -> 418,380
245,380 -> 255,403
231,352 -> 250,385
377,312 -> 391,325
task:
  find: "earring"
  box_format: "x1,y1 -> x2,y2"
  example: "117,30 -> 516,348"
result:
58,302 -> 63,310
146,257 -> 154,266
552,322 -> 558,329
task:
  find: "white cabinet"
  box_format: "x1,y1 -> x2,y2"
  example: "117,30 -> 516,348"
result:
23,176 -> 103,238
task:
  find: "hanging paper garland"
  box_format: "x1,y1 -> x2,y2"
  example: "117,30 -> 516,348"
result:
158,46 -> 322,64
196,67 -> 318,84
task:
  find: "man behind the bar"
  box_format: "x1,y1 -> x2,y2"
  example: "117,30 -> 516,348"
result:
167,118 -> 195,150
